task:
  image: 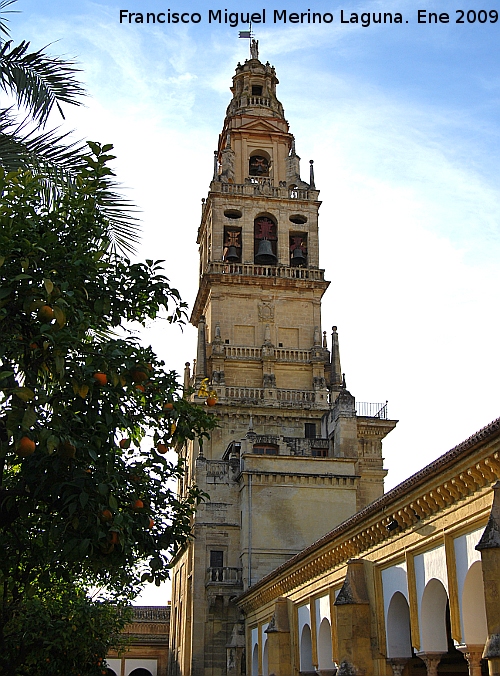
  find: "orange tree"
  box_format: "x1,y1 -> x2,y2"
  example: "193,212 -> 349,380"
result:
0,143 -> 216,673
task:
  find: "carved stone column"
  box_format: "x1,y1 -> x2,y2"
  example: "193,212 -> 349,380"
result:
457,645 -> 484,676
334,560 -> 371,676
416,652 -> 445,676
388,658 -> 409,676
476,481 -> 500,676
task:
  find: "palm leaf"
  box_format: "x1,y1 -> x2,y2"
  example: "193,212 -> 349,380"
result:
0,0 -> 18,39
0,40 -> 85,125
0,111 -> 140,253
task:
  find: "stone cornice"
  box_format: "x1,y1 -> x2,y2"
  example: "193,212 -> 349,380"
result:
239,470 -> 359,487
236,416 -> 500,612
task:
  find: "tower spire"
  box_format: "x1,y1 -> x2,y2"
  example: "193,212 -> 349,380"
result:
331,326 -> 343,390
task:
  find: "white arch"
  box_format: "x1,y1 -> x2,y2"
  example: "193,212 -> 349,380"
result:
420,578 -> 449,652
262,638 -> 269,676
387,592 -> 412,658
252,643 -> 259,676
462,560 -> 488,645
317,617 -> 335,669
300,624 -> 314,672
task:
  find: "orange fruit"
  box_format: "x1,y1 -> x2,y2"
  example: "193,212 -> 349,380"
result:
109,531 -> 119,545
148,517 -> 154,529
133,499 -> 144,510
163,402 -> 174,411
206,396 -> 217,407
60,441 -> 76,459
29,342 -> 39,349
135,384 -> 145,393
156,443 -> 168,454
17,437 -> 35,457
131,368 -> 148,383
101,509 -> 113,522
38,305 -> 54,322
119,439 -> 130,449
93,372 -> 107,386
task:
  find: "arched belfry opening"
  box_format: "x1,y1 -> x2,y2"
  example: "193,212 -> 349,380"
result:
249,150 -> 271,178
254,215 -> 278,264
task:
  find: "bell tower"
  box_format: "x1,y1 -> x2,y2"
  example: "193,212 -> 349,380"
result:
169,51 -> 397,676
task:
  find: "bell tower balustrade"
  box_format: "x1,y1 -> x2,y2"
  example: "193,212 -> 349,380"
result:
201,261 -> 325,281
210,180 -> 317,201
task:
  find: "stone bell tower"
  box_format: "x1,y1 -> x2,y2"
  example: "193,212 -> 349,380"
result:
168,50 -> 397,676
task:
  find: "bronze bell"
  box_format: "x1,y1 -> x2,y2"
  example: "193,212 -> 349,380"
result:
255,239 -> 277,265
291,247 -> 306,266
225,246 -> 239,262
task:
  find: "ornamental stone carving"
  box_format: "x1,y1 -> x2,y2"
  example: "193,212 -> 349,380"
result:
258,302 -> 274,322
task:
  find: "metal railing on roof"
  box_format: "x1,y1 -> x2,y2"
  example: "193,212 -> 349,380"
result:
356,401 -> 388,419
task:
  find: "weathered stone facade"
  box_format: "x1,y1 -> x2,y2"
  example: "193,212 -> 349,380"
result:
238,417 -> 500,676
168,53 -> 396,676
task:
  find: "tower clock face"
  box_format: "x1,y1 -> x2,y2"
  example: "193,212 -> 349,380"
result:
249,155 -> 270,176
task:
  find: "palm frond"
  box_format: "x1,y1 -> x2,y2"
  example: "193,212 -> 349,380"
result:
0,107 -> 85,172
0,0 -> 18,40
0,112 -> 140,252
0,40 -> 85,125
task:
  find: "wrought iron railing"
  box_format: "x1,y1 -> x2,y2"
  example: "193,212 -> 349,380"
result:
356,401 -> 388,419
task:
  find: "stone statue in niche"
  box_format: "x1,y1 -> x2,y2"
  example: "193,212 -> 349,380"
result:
263,373 -> 276,387
220,147 -> 235,183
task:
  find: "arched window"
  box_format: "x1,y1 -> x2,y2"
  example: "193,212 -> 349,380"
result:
129,670 -> 153,676
386,592 -> 412,658
300,624 -> 314,672
462,561 -> 488,645
252,643 -> 259,676
249,151 -> 270,177
290,233 -> 307,267
317,618 -> 335,670
420,578 -> 448,652
254,216 -> 277,265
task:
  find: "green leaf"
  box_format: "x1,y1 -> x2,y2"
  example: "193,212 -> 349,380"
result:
47,434 -> 59,453
108,494 -> 118,510
14,386 -> 35,401
21,406 -> 36,430
43,278 -> 54,294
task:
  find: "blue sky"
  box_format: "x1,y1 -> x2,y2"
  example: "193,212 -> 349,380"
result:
7,0 -> 500,598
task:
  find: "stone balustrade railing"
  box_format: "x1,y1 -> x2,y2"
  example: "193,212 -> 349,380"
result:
211,181 -> 314,201
219,346 -> 312,362
203,261 -> 325,281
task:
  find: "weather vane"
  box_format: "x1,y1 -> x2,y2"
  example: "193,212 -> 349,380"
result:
238,23 -> 258,59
